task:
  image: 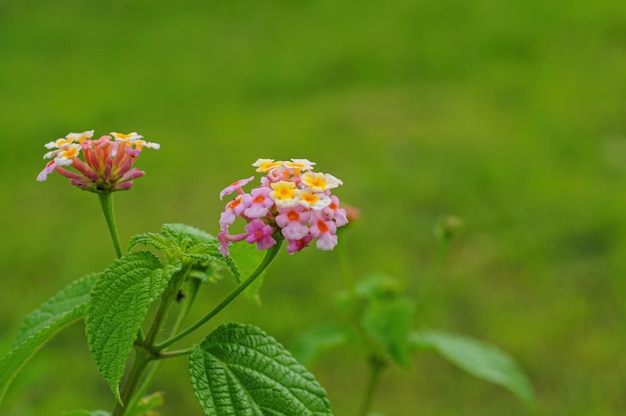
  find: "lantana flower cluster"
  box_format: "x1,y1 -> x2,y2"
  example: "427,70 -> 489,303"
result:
218,159 -> 348,256
37,130 -> 159,192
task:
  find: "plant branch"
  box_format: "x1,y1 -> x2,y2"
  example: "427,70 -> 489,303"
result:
157,348 -> 193,359
112,350 -> 151,416
111,261 -> 193,415
359,356 -> 386,416
125,277 -> 202,412
155,240 -> 283,351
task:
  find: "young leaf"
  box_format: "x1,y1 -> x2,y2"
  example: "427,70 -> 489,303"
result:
86,252 -> 181,402
128,232 -> 170,252
130,224 -> 238,284
189,323 -> 332,416
290,323 -> 354,367
160,223 -> 216,246
0,273 -> 98,403
361,298 -> 416,367
410,330 -> 535,409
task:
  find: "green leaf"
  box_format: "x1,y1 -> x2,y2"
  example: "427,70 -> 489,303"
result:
189,323 -> 332,416
161,223 -> 217,245
290,324 -> 354,367
0,273 -> 98,403
194,244 -> 241,284
410,330 -> 535,409
229,241 -> 266,302
361,298 -> 415,367
128,232 -> 170,252
86,252 -> 181,402
189,259 -> 228,284
129,224 -> 238,284
355,275 -> 404,302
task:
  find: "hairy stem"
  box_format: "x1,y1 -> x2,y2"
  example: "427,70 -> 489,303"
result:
126,278 -> 202,412
98,192 -> 123,258
111,262 -> 193,415
112,350 -> 151,416
155,240 -> 283,351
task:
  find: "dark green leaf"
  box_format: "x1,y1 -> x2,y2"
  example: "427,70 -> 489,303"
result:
361,298 -> 415,367
290,324 -> 354,367
410,330 -> 534,409
86,252 -> 181,402
189,323 -> 332,416
0,274 -> 98,403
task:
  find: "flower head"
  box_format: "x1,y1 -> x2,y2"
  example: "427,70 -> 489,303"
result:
111,131 -> 160,156
37,130 -> 159,192
219,176 -> 255,200
218,158 -> 348,256
44,130 -> 94,151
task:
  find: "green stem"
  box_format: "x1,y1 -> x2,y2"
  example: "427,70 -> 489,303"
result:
170,277 -> 202,335
98,192 -> 123,258
157,348 -> 193,359
359,356 -> 386,416
126,278 -> 202,412
112,350 -> 151,416
111,262 -> 193,415
416,235 -> 450,309
143,263 -> 192,348
155,240 -> 283,351
429,238 -> 449,284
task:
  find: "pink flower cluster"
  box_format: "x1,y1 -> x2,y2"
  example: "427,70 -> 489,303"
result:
37,131 -> 159,192
218,159 -> 348,256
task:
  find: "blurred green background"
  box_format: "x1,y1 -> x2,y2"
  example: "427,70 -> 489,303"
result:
2,0 -> 626,414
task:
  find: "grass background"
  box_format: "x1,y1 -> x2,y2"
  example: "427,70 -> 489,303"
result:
1,0 -> 626,414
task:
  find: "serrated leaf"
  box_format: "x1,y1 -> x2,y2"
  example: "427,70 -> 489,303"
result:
86,252 -> 181,402
0,273 -> 98,403
290,324 -> 354,367
179,252 -> 211,262
161,223 -> 216,246
410,330 -> 535,409
130,224 -> 235,285
189,323 -> 332,416
128,232 -> 171,252
361,298 -> 415,367
229,242 -> 266,301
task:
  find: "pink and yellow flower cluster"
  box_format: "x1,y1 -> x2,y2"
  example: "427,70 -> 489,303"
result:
218,159 -> 348,256
37,130 -> 159,192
